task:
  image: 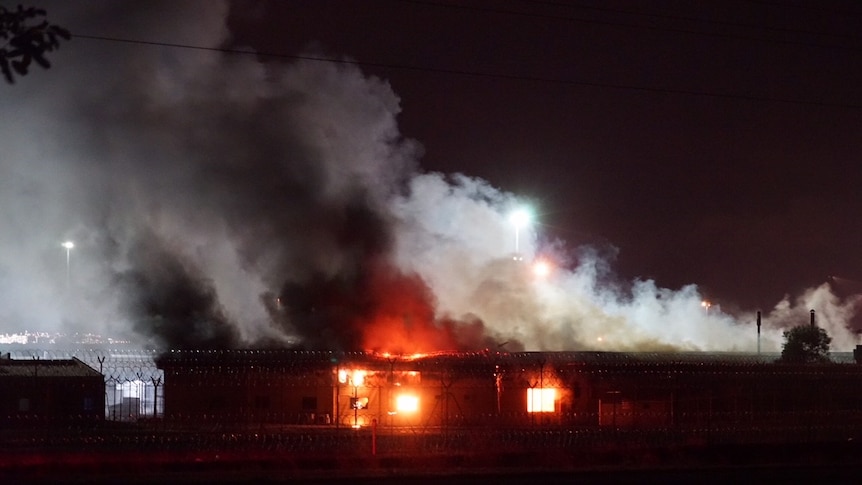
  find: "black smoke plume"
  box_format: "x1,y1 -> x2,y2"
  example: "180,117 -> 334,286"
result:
116,231 -> 238,349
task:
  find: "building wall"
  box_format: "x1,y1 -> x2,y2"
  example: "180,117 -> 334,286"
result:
575,363 -> 862,429
163,367 -> 333,425
0,375 -> 104,425
157,352 -> 862,431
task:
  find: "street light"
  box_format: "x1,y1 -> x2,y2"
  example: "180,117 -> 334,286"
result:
509,208 -> 531,260
701,300 -> 711,316
61,241 -> 74,289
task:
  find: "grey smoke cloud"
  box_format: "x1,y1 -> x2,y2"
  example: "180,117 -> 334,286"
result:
0,1 -> 858,353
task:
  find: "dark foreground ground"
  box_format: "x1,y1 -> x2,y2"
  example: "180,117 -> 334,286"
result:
7,465 -> 862,485
4,439 -> 862,485
5,423 -> 862,484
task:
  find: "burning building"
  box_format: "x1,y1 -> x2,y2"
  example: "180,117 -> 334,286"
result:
156,349 -> 862,435
156,350 -> 568,428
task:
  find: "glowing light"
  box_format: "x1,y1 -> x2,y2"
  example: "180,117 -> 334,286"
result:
527,388 -> 556,413
701,300 -> 712,316
395,394 -> 420,413
533,260 -> 551,278
338,369 -> 367,386
350,415 -> 370,428
509,207 -> 532,257
61,241 -> 74,289
509,208 -> 531,229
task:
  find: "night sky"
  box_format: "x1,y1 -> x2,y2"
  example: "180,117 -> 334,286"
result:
229,0 -> 862,311
3,0 -> 862,351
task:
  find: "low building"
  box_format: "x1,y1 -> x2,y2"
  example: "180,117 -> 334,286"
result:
155,350 -> 862,433
0,353 -> 104,427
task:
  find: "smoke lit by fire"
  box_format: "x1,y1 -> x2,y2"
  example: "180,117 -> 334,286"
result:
0,1 -> 859,354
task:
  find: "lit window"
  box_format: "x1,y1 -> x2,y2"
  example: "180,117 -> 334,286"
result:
338,369 -> 367,386
395,394 -> 419,413
527,388 -> 556,413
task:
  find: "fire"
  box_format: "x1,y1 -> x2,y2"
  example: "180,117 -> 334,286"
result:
527,388 -> 556,413
395,394 -> 420,413
338,369 -> 367,386
357,265 -> 488,354
376,351 -> 427,361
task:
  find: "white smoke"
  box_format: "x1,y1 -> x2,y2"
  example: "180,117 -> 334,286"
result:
391,173 -> 859,352
0,1 -> 857,352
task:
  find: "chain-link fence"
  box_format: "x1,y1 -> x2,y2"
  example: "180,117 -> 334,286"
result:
4,349 -> 862,457
5,348 -> 163,420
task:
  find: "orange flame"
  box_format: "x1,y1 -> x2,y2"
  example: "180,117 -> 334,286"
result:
357,266 -> 491,354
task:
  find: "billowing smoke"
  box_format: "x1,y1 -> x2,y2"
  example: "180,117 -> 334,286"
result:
115,229 -> 239,349
0,1 -> 858,353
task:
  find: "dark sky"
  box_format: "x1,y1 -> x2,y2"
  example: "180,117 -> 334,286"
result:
227,0 -> 862,311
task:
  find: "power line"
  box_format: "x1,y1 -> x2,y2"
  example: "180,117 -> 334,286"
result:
72,33 -> 862,110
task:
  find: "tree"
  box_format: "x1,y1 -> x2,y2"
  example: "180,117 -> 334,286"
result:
0,4 -> 69,83
779,324 -> 832,364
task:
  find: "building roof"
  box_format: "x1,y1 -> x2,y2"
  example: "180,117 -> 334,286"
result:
154,349 -> 859,370
1,347 -> 162,381
0,356 -> 102,378
156,349 -> 347,368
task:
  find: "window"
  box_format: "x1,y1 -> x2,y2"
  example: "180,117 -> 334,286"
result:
527,388 -> 556,413
395,394 -> 419,413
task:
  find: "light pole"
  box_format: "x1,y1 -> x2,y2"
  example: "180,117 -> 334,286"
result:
61,241 -> 74,289
350,370 -> 365,428
701,300 -> 711,317
509,208 -> 531,260
340,369 -> 365,428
